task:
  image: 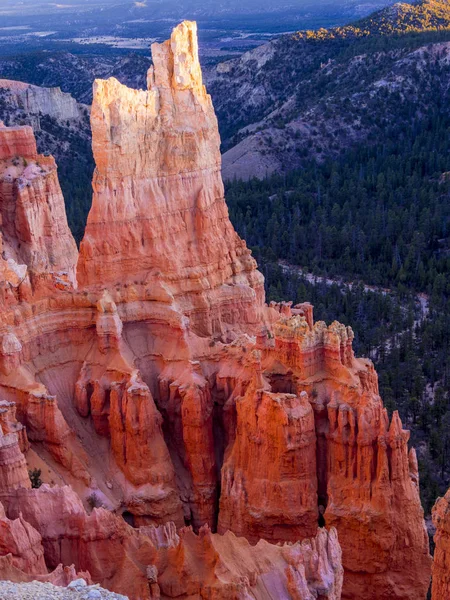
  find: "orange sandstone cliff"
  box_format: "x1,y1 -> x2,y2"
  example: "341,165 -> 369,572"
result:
0,20 -> 432,600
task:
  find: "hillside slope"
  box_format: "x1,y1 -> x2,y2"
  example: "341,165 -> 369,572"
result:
207,0 -> 450,179
0,52 -> 151,104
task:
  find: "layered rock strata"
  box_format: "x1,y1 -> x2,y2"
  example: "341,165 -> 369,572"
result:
0,123 -> 38,160
0,80 -> 83,123
0,19 -> 432,600
77,21 -> 266,338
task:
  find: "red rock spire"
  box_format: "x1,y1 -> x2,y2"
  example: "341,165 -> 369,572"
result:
77,21 -> 266,338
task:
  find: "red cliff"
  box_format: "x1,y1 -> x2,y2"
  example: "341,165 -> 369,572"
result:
219,376 -> 319,543
0,122 -> 78,293
0,123 -> 37,161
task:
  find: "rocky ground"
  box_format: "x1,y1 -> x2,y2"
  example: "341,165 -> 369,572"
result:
0,580 -> 128,600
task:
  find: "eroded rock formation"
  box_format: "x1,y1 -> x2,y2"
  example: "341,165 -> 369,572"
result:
77,21 -> 266,338
2,483 -> 342,600
0,122 -> 78,288
0,498 -> 89,587
0,425 -> 30,496
0,500 -> 45,575
432,488 -> 450,600
219,378 -> 319,543
0,20 -> 432,600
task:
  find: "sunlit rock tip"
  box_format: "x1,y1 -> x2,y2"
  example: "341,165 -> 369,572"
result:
149,20 -> 204,92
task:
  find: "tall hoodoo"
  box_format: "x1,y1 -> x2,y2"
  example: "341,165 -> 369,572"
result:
77,21 -> 265,337
219,385 -> 319,543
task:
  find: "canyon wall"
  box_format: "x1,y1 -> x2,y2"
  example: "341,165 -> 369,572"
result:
0,80 -> 84,125
0,20 -> 433,600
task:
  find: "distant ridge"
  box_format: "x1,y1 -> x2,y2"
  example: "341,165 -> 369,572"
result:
207,0 -> 450,180
295,0 -> 450,40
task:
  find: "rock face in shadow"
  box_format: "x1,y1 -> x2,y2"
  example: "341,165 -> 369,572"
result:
0,20 -> 432,600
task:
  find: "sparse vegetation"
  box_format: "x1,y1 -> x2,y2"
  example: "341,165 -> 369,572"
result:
28,468 -> 42,489
211,1 -> 450,169
86,491 -> 102,509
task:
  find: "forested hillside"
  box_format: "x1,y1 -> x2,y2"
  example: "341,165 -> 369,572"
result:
213,3 -> 450,516
208,0 -> 450,180
227,115 -> 450,291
